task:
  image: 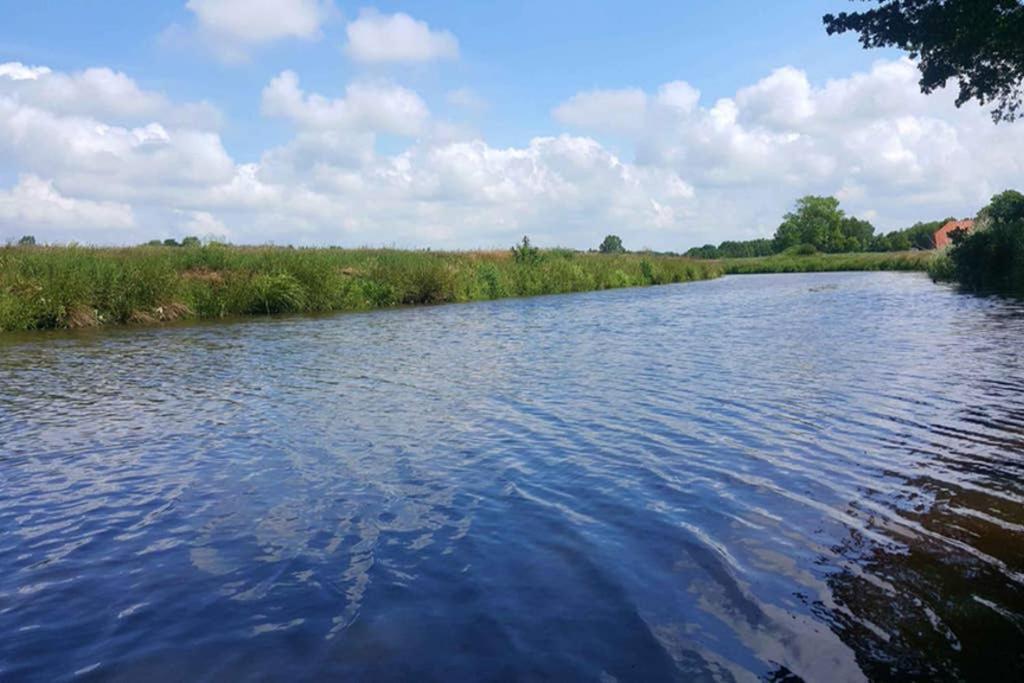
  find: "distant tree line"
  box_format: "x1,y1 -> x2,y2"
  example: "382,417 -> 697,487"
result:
146,236 -> 202,248
684,195 -> 950,259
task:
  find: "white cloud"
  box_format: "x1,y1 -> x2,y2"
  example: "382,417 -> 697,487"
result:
735,66 -> 815,130
0,62 -> 220,128
553,82 -> 702,136
0,175 -> 135,233
344,9 -> 458,64
555,58 -> 1024,241
0,62 -> 51,81
656,81 -> 701,113
0,79 -> 236,217
553,88 -> 649,135
177,209 -> 229,238
2,59 -> 1023,249
179,0 -> 334,62
261,70 -> 429,136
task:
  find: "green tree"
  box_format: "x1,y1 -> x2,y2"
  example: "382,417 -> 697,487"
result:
901,219 -> 950,250
870,231 -> 908,252
774,196 -> 859,253
869,219 -> 953,252
181,236 -> 201,247
717,239 -> 775,258
685,244 -> 720,259
17,235 -> 36,246
162,238 -> 180,247
598,234 -> 625,253
824,1 -> 1024,122
839,216 -> 876,252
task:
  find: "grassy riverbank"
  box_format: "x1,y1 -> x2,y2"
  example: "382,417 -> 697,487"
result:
718,250 -> 933,274
0,245 -> 724,332
0,245 -> 934,332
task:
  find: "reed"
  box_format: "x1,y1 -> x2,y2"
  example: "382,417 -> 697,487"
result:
0,244 -> 723,331
0,245 -> 936,332
718,251 -> 933,275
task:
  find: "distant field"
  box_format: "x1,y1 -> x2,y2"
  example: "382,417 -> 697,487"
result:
0,245 -> 934,332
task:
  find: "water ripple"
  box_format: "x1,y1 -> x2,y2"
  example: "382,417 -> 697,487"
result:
1,272 -> 1023,681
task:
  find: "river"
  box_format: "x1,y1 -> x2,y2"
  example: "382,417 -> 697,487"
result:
1,272 -> 1022,681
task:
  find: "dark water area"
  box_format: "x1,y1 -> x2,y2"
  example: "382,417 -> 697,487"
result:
2,272 -> 1023,682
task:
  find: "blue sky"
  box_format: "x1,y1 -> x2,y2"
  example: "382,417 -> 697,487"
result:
0,1 -> 1021,249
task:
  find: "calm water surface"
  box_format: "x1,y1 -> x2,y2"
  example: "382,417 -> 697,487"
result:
2,272 -> 1023,681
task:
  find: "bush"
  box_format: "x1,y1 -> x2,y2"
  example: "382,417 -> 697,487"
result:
783,243 -> 819,256
942,190 -> 1024,294
511,236 -> 542,265
476,263 -> 505,299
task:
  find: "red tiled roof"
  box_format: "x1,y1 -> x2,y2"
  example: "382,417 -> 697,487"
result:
933,219 -> 975,249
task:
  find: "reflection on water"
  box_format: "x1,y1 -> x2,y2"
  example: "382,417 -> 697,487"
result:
1,272 -> 1022,681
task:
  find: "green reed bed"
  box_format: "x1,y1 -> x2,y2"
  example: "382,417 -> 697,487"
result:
718,250 -> 934,275
0,245 -> 724,331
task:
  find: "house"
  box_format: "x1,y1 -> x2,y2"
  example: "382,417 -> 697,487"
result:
933,219 -> 975,249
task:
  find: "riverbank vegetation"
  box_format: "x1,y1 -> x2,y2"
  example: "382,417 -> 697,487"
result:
686,195 -> 949,259
929,190 -> 1024,295
720,251 -> 933,275
0,243 -> 730,332
0,241 -> 938,332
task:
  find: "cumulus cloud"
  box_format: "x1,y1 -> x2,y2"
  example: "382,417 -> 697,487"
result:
554,88 -> 649,135
0,175 -> 135,233
176,0 -> 334,62
3,58 -> 1023,249
0,62 -> 220,128
176,209 -> 229,238
555,58 -> 1024,239
261,70 -> 429,136
0,62 -> 52,80
344,9 -> 458,64
0,99 -> 235,201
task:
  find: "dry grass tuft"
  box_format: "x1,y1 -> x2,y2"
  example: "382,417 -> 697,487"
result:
129,302 -> 192,325
65,306 -> 99,328
128,310 -> 160,325
159,302 -> 192,321
181,268 -> 224,285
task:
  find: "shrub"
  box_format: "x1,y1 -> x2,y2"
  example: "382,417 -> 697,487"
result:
943,190 -> 1024,294
476,263 -> 505,299
511,236 -> 542,265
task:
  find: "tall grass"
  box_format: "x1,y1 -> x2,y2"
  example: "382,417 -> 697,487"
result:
719,250 -> 934,274
0,245 -> 937,332
0,245 -> 724,332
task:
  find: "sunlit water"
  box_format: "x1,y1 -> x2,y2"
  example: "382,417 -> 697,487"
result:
2,272 -> 1023,681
